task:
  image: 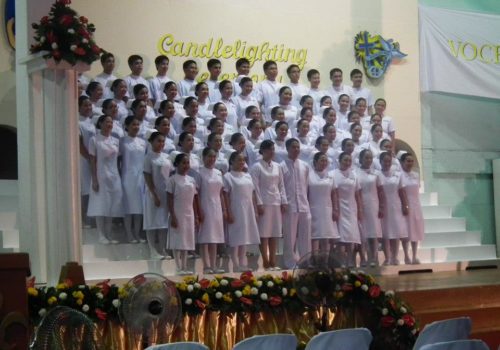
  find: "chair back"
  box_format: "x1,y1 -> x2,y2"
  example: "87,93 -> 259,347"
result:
413,317 -> 472,350
145,342 -> 209,350
305,328 -> 372,350
420,339 -> 489,350
232,334 -> 298,350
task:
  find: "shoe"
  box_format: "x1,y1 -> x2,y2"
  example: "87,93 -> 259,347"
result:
404,257 -> 412,265
369,262 -> 377,268
214,268 -> 225,273
139,239 -> 147,243
130,239 -> 139,244
391,259 -> 400,266
184,270 -> 194,275
272,266 -> 282,271
264,267 -> 273,271
110,240 -> 119,244
382,260 -> 389,266
98,237 -> 110,244
203,268 -> 214,274
412,258 -> 421,265
176,269 -> 186,275
150,252 -> 163,260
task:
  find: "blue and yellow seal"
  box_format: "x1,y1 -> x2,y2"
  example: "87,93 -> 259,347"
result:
5,0 -> 15,49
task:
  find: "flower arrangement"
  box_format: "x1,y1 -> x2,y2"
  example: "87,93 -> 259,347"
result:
30,0 -> 103,65
28,270 -> 418,349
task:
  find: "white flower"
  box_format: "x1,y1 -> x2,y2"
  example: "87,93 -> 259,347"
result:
282,288 -> 288,297
59,292 -> 67,300
343,275 -> 349,281
187,285 -> 194,292
267,281 -> 274,288
82,304 -> 90,312
67,28 -> 75,34
70,45 -> 77,52
78,285 -> 86,289
250,287 -> 259,295
397,319 -> 405,326
215,292 -> 223,299
51,43 -> 58,50
400,307 -> 407,314
82,38 -> 88,44
96,292 -> 103,299
40,36 -> 46,43
112,299 -> 120,308
386,290 -> 395,297
220,279 -> 228,286
234,290 -> 242,298
38,308 -> 47,317
260,293 -> 268,301
361,284 -> 368,292
300,286 -> 309,295
185,298 -> 193,305
194,283 -> 201,289
411,329 -> 417,335
382,308 -> 388,316
255,281 -> 263,288
357,270 -> 365,275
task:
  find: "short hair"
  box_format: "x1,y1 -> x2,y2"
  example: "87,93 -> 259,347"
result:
259,140 -> 274,154
341,138 -> 353,150
100,52 -> 114,64
285,138 -> 299,150
158,99 -> 173,113
183,96 -> 197,109
207,58 -> 221,69
239,77 -> 253,87
85,81 -> 101,96
323,107 -> 335,119
182,116 -> 196,128
154,55 -> 169,66
183,59 -> 197,70
202,146 -> 216,158
78,95 -> 89,108
131,99 -> 145,111
355,97 -> 367,105
173,152 -> 189,167
350,68 -> 363,78
329,68 -> 342,78
275,121 -> 288,131
307,69 -> 320,80
279,86 -> 292,96
154,116 -> 168,128
236,58 -> 250,68
218,80 -> 232,93
245,105 -> 259,117
347,110 -> 360,122
286,64 -> 300,75
133,83 -> 148,97
127,54 -> 142,67
163,81 -> 177,92
263,60 -> 277,71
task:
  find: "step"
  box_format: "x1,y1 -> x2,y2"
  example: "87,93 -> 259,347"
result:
419,192 -> 438,206
415,245 -> 497,263
0,229 -> 19,249
421,205 -> 452,219
416,305 -> 500,331
424,217 -> 466,233
421,231 -> 481,248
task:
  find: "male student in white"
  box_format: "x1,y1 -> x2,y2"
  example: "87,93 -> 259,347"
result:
326,68 -> 352,111
286,64 -> 309,109
148,55 -> 173,104
255,61 -> 283,124
349,68 -> 374,115
124,55 -> 149,98
92,52 -> 117,99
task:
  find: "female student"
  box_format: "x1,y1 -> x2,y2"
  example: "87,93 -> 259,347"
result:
234,77 -> 259,126
374,98 -> 396,144
197,147 -> 227,274
86,81 -> 104,119
212,102 -> 236,137
206,132 -> 229,173
356,149 -> 384,267
174,132 -> 201,175
110,79 -> 129,122
100,99 -> 124,138
272,121 -> 290,163
167,153 -> 199,275
161,81 -> 184,113
277,86 -> 298,125
308,151 -> 340,254
379,151 -> 408,265
250,140 -> 287,270
333,152 -> 362,267
224,151 -> 261,272
157,100 -> 177,138
336,94 -> 351,131
400,153 -> 424,265
153,116 -> 176,154
120,116 -> 147,243
243,119 -> 264,147
362,124 -> 386,160
218,80 -> 238,128
87,115 -> 123,244
194,82 -> 212,121
132,83 -> 156,123
143,132 -> 172,259
129,99 -> 151,139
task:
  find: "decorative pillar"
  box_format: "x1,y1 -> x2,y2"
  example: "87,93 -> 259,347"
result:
17,52 -> 89,284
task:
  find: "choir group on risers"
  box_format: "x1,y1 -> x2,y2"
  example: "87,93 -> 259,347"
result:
78,53 -> 424,275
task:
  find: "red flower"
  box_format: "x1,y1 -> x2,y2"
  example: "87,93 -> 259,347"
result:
281,271 -> 289,281
131,274 -> 146,285
41,16 -> 50,25
240,271 -> 254,283
195,300 -> 206,310
402,314 -> 415,327
91,45 -> 101,55
78,28 -> 90,39
96,279 -> 111,296
368,285 -> 381,298
231,279 -> 245,289
59,14 -> 73,27
95,308 -> 107,321
269,296 -> 282,306
381,316 -> 395,328
74,47 -> 86,56
26,276 -> 36,288
58,0 -> 72,5
46,31 -> 57,43
79,16 -> 88,24
342,283 -> 353,292
240,297 -> 253,306
199,279 -> 210,289
52,50 -> 61,59
63,279 -> 74,288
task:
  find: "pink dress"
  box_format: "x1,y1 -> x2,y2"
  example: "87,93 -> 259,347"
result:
356,168 -> 382,239
333,169 -> 361,244
379,170 -> 407,239
401,171 -> 425,241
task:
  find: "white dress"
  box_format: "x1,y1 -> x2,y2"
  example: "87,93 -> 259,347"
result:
166,174 -> 197,250
308,170 -> 340,240
250,160 -> 287,238
79,116 -> 96,196
401,171 -> 424,241
120,135 -> 147,214
379,170 -> 407,239
87,134 -> 123,217
196,167 -> 225,244
356,168 -> 383,239
142,152 -> 172,230
223,171 -> 260,247
333,169 -> 361,244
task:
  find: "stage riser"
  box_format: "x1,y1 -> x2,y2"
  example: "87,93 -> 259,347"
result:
424,217 -> 466,233
421,231 -> 481,248
419,192 -> 439,206
421,205 -> 452,219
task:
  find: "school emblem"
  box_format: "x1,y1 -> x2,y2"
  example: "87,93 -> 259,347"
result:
5,0 -> 15,49
354,31 -> 406,79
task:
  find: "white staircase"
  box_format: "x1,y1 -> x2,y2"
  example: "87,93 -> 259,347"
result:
0,180 -> 19,253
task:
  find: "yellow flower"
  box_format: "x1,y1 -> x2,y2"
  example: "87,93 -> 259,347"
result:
223,293 -> 233,303
177,283 -> 188,292
47,296 -> 57,305
76,299 -> 83,306
354,281 -> 361,288
202,293 -> 210,304
290,288 -> 297,297
214,274 -> 223,280
72,291 -> 84,300
28,287 -> 38,297
242,285 -> 252,296
56,283 -> 68,290
183,276 -> 196,284
209,280 -> 220,288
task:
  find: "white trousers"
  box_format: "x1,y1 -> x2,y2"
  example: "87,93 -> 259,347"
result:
282,211 -> 312,269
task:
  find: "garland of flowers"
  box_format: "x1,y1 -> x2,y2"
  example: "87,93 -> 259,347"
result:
30,0 -> 103,65
28,270 -> 418,349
